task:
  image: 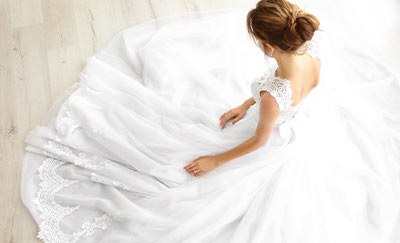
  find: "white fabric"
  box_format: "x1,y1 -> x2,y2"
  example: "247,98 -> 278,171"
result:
20,8 -> 400,243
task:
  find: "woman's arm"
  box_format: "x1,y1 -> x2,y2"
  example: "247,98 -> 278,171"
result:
242,96 -> 256,109
215,136 -> 264,166
215,91 -> 280,166
184,91 -> 280,176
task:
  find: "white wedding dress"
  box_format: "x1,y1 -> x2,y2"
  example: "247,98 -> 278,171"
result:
21,8 -> 400,243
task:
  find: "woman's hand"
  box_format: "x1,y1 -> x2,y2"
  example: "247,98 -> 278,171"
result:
184,155 -> 220,177
219,103 -> 249,129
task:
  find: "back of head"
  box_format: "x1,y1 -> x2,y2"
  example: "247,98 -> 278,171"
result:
246,0 -> 320,54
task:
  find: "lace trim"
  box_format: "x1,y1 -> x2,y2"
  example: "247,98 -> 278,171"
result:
304,40 -> 320,60
42,139 -> 133,191
253,75 -> 294,111
34,157 -> 113,243
297,31 -> 322,61
55,89 -> 103,138
43,140 -> 117,171
42,140 -> 133,191
55,98 -> 82,137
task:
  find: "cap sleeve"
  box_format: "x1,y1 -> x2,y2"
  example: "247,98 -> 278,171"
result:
252,76 -> 294,111
297,29 -> 325,62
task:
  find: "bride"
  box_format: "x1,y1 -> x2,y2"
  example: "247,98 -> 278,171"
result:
21,0 -> 400,243
185,0 -> 321,177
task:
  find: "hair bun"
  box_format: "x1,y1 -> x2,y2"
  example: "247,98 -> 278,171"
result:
247,0 -> 320,53
283,9 -> 318,50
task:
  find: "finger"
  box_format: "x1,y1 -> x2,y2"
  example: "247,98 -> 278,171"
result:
189,166 -> 200,173
231,115 -> 242,125
223,115 -> 238,127
187,164 -> 198,172
220,115 -> 228,126
184,162 -> 195,169
219,113 -> 226,121
221,111 -> 232,121
187,167 -> 194,173
185,163 -> 197,170
189,166 -> 199,172
220,115 -> 234,128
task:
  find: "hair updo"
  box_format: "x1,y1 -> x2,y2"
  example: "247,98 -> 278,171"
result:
246,0 -> 320,54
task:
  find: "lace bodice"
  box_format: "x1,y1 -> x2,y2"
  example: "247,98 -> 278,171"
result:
250,73 -> 301,125
250,30 -> 324,126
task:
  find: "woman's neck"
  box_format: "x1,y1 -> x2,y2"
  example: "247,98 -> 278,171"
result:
274,52 -> 303,79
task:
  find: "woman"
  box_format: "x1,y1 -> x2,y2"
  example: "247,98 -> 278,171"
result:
21,0 -> 400,242
184,0 -> 322,177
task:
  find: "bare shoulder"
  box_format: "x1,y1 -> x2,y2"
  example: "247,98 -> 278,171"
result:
259,90 -> 280,117
254,90 -> 280,143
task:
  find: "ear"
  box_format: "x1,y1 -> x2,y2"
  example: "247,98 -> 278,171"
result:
265,43 -> 276,55
264,43 -> 275,55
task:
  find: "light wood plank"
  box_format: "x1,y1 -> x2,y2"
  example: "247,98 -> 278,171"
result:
47,45 -> 83,99
8,0 -> 44,28
41,0 -> 79,49
2,13 -> 49,243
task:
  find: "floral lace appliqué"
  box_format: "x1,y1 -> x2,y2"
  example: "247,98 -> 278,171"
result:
55,89 -> 103,138
55,97 -> 82,137
296,30 -> 322,62
250,75 -> 300,125
300,40 -> 320,61
253,75 -> 294,111
34,157 -> 113,243
43,140 -> 116,171
42,139 -> 131,191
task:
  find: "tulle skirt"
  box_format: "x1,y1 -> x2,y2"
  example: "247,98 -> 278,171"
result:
21,8 -> 400,243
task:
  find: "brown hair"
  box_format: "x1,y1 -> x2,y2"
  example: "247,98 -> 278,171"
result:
246,0 -> 320,54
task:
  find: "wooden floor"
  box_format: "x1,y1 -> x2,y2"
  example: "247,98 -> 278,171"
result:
1,0 -> 399,242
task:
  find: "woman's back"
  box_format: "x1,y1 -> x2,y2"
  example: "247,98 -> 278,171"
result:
274,51 -> 321,106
